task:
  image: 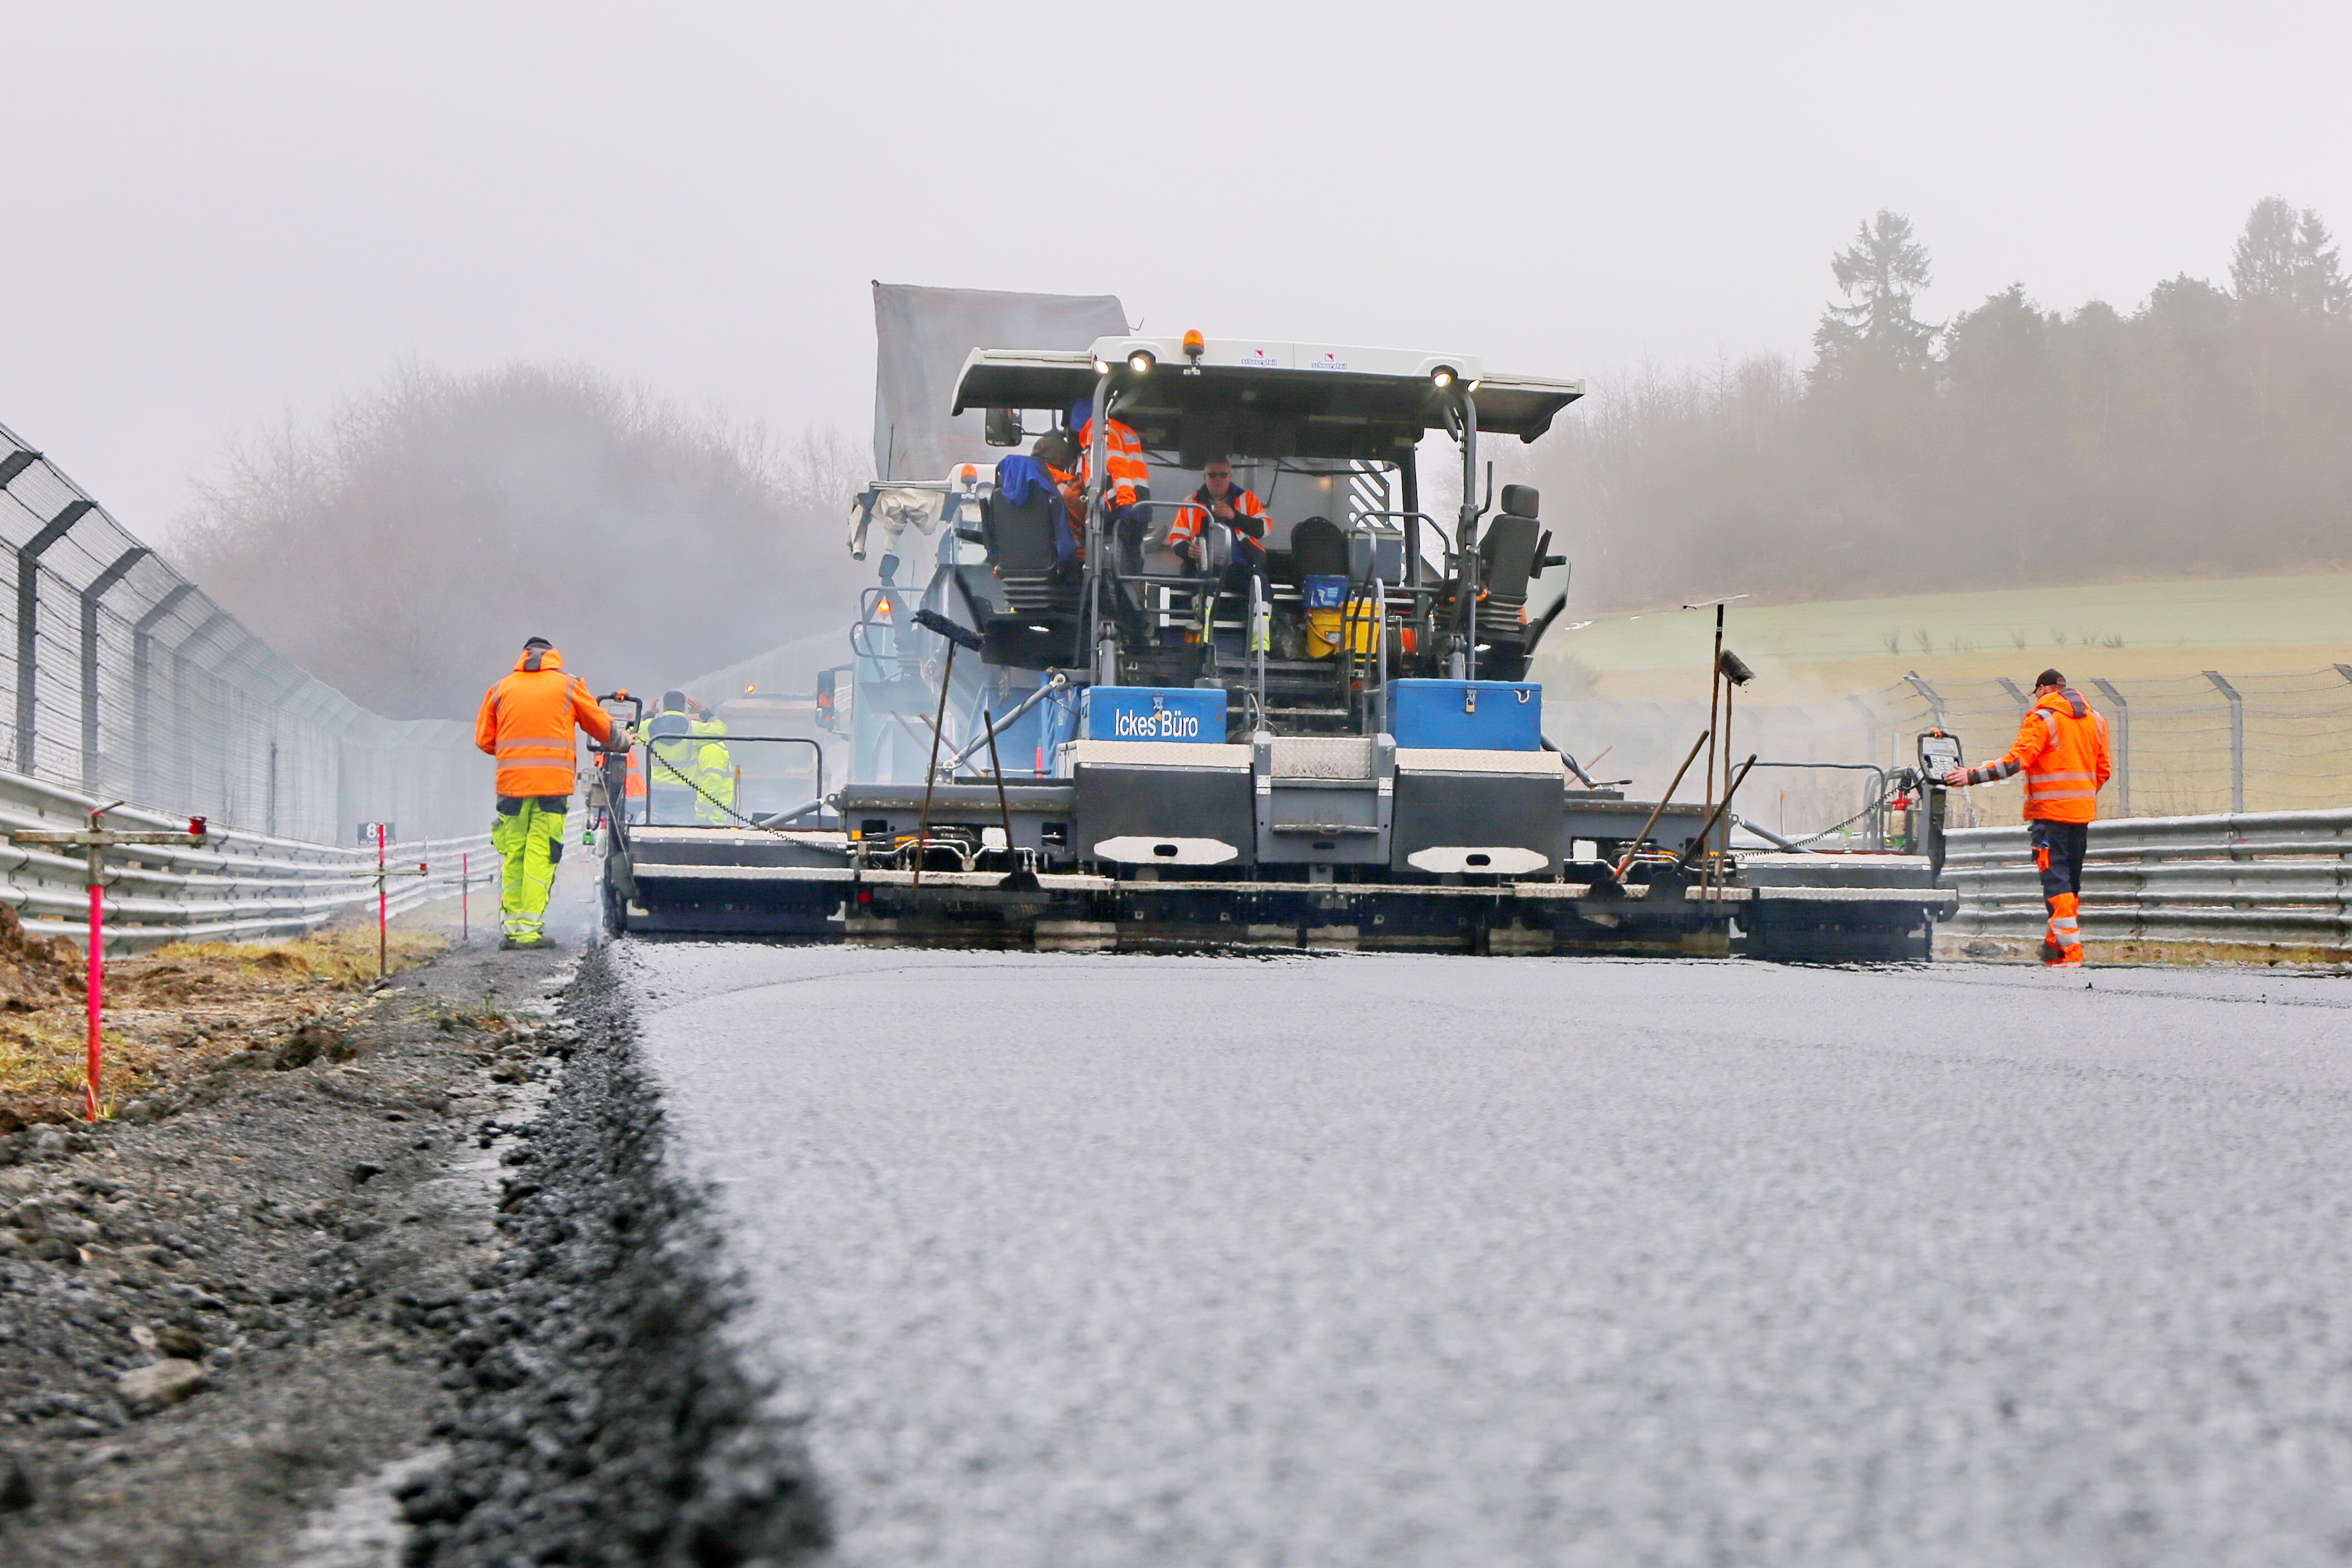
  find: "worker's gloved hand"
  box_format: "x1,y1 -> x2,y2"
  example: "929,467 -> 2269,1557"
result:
1941,767 -> 1968,787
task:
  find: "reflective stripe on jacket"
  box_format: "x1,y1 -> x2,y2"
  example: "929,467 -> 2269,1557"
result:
1075,416 -> 1148,511
1167,484 -> 1269,561
474,645 -> 614,798
1963,687 -> 2113,824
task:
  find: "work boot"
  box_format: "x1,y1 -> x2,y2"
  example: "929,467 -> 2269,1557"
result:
2040,936 -> 2066,964
2054,943 -> 2085,969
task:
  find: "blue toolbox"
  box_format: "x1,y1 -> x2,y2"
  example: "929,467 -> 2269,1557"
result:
1301,574 -> 1349,610
1076,685 -> 1228,743
1388,679 -> 1542,751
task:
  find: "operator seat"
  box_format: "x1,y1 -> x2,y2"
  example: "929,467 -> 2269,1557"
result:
1473,485 -> 1544,680
979,488 -> 1081,668
1291,516 -> 1348,580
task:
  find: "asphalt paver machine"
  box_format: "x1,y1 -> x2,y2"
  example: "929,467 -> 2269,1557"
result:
597,329 -> 1954,956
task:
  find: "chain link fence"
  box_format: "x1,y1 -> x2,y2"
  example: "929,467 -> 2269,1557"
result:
2,422 -> 487,846
1549,665 -> 2352,845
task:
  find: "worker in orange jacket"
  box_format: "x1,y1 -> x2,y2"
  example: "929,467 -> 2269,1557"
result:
1071,398 -> 1152,572
474,638 -> 616,948
1943,668 -> 2113,967
1167,457 -> 1272,571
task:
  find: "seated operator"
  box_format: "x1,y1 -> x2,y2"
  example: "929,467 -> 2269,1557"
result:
1169,457 -> 1272,641
1069,398 -> 1152,574
992,429 -> 1082,565
1034,429 -> 1083,565
1167,457 -> 1270,575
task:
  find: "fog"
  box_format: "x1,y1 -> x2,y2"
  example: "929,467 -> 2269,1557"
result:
177,362 -> 864,719
4,3 -> 2349,721
1525,200 -> 2352,618
7,1 -> 2349,536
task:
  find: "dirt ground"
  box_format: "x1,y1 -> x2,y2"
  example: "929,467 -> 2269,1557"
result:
0,920 -> 571,1566
0,903 -> 462,1135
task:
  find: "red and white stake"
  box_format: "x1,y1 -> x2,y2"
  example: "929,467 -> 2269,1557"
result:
376,823 -> 389,978
85,874 -> 102,1121
8,806 -> 208,1121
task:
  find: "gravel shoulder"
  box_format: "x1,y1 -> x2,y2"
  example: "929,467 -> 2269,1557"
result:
0,932 -> 572,1566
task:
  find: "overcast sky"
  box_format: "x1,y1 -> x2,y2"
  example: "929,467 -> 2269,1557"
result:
5,1 -> 2347,542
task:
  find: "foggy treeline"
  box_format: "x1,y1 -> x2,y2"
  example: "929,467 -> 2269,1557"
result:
1533,198 -> 2352,613
179,361 -> 864,720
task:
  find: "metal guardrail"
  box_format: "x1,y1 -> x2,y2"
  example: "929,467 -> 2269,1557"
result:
0,766 -> 492,953
1941,808 -> 2352,952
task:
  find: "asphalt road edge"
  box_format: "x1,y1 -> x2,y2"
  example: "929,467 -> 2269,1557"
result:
397,943 -> 829,1566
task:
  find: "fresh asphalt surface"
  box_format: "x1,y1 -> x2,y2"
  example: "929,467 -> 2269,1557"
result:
618,945 -> 2352,1566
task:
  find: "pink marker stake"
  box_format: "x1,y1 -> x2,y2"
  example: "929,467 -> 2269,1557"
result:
85,875 -> 102,1122
376,824 -> 389,978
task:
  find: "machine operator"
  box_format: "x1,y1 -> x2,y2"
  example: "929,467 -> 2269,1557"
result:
1168,458 -> 1271,572
1070,398 -> 1151,573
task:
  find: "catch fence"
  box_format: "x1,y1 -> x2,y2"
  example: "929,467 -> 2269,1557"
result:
1,422 -> 487,847
1549,667 -> 2352,844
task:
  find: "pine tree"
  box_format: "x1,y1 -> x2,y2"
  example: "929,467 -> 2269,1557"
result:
2229,197 -> 2350,316
1811,211 -> 1940,383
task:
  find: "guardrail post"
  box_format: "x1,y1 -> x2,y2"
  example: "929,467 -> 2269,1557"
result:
14,499 -> 92,774
2202,670 -> 2243,814
79,546 -> 151,793
2090,677 -> 2129,817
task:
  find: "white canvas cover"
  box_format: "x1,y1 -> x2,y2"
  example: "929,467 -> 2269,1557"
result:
871,282 -> 1127,480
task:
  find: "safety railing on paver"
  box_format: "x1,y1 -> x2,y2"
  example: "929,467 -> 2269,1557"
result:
1939,809 -> 2352,955
0,767 -> 491,953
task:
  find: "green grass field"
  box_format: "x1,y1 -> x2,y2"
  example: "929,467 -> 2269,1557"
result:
1533,573 -> 2352,819
1536,572 -> 2352,698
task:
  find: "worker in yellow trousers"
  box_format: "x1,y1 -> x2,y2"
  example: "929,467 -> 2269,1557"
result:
474,638 -> 615,947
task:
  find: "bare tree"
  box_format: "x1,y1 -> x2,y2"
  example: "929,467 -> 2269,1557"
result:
179,360 -> 865,719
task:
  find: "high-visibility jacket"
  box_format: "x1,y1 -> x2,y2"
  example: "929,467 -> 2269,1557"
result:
689,716 -> 736,825
1167,483 -> 1269,564
1047,463 -> 1087,562
1075,415 -> 1147,512
643,709 -> 737,825
1962,687 -> 2113,824
475,645 -> 613,798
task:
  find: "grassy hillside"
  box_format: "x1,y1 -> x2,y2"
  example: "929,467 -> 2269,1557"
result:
1535,572 -> 2352,702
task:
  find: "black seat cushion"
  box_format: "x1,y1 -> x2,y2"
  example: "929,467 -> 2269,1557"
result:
1291,516 -> 1347,579
986,491 -> 1062,575
1478,514 -> 1542,602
